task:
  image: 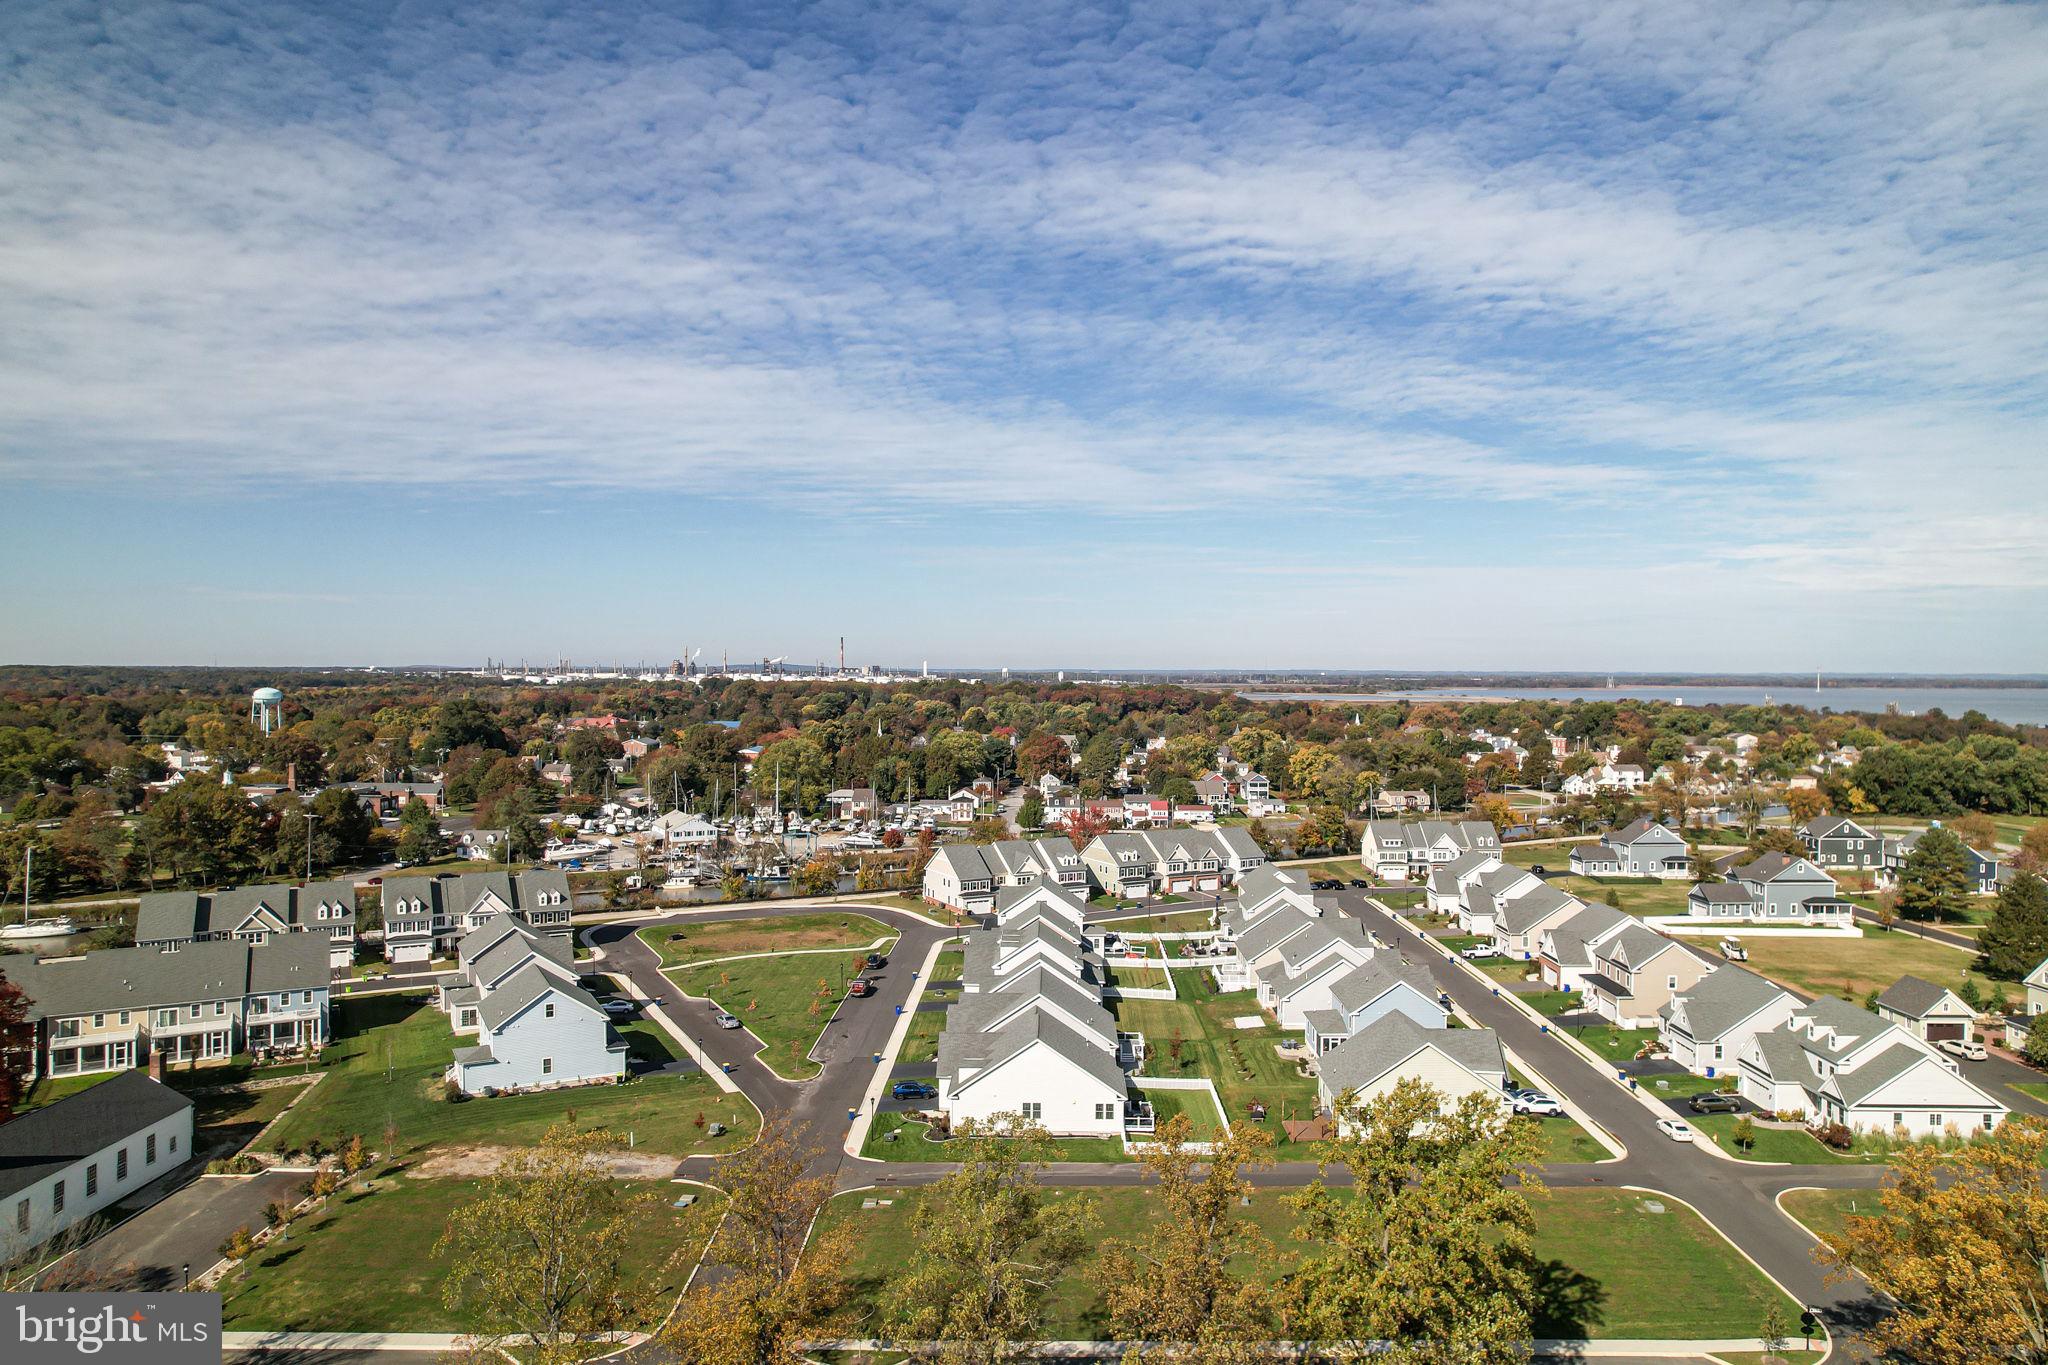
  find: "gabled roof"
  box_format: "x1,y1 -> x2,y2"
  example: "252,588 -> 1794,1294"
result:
1732,852 -> 1831,885
1327,956 -> 1439,1017
1666,967 -> 1793,1042
1496,882 -> 1581,935
0,1072 -> 194,1202
1596,923 -> 1682,971
1611,818 -> 1684,847
137,879 -> 357,942
1691,882 -> 1760,905
1831,1042 -> 1943,1106
475,963 -> 605,1033
1874,974 -> 1971,1020
1230,905 -> 1323,964
1318,1012 -> 1505,1097
938,1007 -> 1126,1097
944,989 -> 1117,1051
5,937 -> 328,1021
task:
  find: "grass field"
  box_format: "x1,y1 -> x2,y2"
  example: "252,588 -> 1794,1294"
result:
1131,1085 -> 1226,1141
1112,969 -> 1321,1152
219,1175 -> 714,1331
1740,926 -> 2002,1005
18,1072 -> 118,1111
1102,959 -> 1171,991
1281,857 -> 1366,883
259,995 -> 759,1157
816,1185 -> 1797,1341
668,948 -> 876,1080
1528,1117 -> 1614,1164
1094,909 -> 1216,934
635,913 -> 895,969
1777,1187 -> 1876,1252
858,1112 -> 1130,1163
899,1006 -> 946,1065
1564,1024 -> 1661,1064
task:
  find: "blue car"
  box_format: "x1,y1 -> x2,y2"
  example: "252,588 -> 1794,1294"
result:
890,1081 -> 937,1100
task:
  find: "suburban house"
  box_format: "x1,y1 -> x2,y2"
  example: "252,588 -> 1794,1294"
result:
443,916 -> 624,1096
1569,819 -> 1692,879
1361,820 -> 1501,882
1873,975 -> 1978,1044
136,879 -> 357,968
0,1072 -> 194,1262
6,937 -> 332,1077
1301,956 -> 1445,1056
338,779 -> 445,816
1684,853 -> 1854,926
921,837 -> 1089,912
1253,920 -> 1380,1028
1562,763 -> 1647,795
2003,956 -> 2048,1049
1577,924 -> 1715,1028
1535,904 -> 1632,992
1879,827 -> 2004,895
1738,996 -> 2008,1137
1231,864 -> 1318,923
1372,789 -> 1433,815
1192,777 -> 1233,811
1490,881 -> 1591,960
1425,850 -> 1500,917
1079,829 -> 1253,899
938,883 -> 1135,1137
652,810 -> 719,850
381,869 -> 574,964
1658,967 -> 1799,1076
1316,1012 -> 1508,1131
1799,815 -> 1885,870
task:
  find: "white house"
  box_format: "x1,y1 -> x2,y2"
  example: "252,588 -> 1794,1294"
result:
1738,996 -> 2008,1137
0,1071 -> 194,1262
1873,975 -> 1977,1044
935,1011 -> 1129,1137
1361,820 -> 1500,882
653,811 -> 718,851
2003,956 -> 2048,1049
382,869 -> 574,964
443,917 -> 624,1096
1316,1013 -> 1508,1133
1658,967 -> 1799,1077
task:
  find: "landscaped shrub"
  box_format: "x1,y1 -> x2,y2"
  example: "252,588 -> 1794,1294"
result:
1812,1122 -> 1854,1150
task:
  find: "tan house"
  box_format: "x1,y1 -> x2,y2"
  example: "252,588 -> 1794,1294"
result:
1580,925 -> 1715,1029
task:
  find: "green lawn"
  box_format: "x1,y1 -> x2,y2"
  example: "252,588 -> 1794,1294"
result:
1093,909 -> 1216,934
1565,1024 -> 1661,1064
1131,1086 -> 1226,1142
1112,970 -> 1321,1153
668,949 -> 876,1080
1279,857 -> 1364,883
1689,1114 -> 1883,1165
859,1112 -> 1129,1163
220,1175 -> 714,1331
899,1007 -> 946,1065
817,1186 -> 1796,1341
1526,1116 -> 1613,1164
260,995 -> 759,1157
1741,927 -> 2003,1006
17,1072 -> 119,1111
1777,1187 -> 1875,1252
191,1082 -> 308,1153
635,912 -> 895,969
1102,960 -> 1170,991
928,947 -> 964,980
1521,990 -> 1582,1017
2013,1081 -> 2048,1103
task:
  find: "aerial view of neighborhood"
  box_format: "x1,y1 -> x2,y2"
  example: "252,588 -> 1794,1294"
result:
3,2 -> 2044,1364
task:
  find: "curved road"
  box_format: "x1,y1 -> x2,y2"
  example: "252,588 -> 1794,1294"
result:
588,893 -> 1890,1351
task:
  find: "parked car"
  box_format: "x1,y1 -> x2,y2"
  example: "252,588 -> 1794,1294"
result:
1348,879 -> 1371,890
714,1011 -> 743,1029
1937,1037 -> 1988,1061
891,1081 -> 937,1100
1529,865 -> 1546,876
1656,1117 -> 1696,1142
1511,1092 -> 1562,1117
1461,944 -> 1496,960
1688,1091 -> 1741,1114
600,998 -> 635,1017
865,952 -> 888,969
847,978 -> 875,998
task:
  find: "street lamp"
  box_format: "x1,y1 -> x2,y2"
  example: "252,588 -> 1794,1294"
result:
181,1263 -> 190,1290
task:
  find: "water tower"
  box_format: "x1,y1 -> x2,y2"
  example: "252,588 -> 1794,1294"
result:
250,686 -> 283,735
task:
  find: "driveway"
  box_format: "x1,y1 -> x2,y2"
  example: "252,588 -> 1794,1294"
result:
59,1168 -> 307,1290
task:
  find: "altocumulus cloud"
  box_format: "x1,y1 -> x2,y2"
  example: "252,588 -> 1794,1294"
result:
0,0 -> 2044,605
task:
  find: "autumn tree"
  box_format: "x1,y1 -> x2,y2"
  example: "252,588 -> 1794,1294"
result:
2016,823 -> 2048,876
1821,1116 -> 2048,1364
665,1121 -> 848,1365
1898,825 -> 1972,924
0,968 -> 30,1121
1947,811 -> 1999,853
435,1125 -> 651,1365
1096,1114 -> 1275,1358
882,1117 -> 1097,1363
1287,1080 -> 1545,1364
1784,786 -> 1828,824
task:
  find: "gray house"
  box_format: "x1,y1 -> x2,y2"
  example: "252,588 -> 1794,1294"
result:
1729,853 -> 1853,924
1800,815 -> 1884,870
1570,819 -> 1691,879
1880,827 -> 2003,895
381,869 -> 574,964
443,916 -> 624,1095
1301,956 -> 1445,1056
137,879 -> 357,968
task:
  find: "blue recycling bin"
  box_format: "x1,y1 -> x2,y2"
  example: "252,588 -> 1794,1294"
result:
848,1108 -> 857,1121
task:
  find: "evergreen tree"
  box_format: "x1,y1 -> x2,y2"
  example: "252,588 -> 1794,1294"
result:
1977,871 -> 2048,980
1897,825 -> 1973,923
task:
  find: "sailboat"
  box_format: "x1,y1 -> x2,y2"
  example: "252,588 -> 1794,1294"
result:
0,848 -> 81,941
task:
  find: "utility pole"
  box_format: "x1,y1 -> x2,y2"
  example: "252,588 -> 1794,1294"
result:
304,810 -> 319,884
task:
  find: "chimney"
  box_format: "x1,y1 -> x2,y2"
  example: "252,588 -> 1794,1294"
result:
286,762 -> 297,792
148,1046 -> 164,1082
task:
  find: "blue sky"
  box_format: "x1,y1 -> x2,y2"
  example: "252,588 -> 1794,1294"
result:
2,0 -> 2045,671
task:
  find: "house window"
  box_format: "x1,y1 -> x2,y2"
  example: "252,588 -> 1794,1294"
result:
215,1001 -> 227,1016
187,1004 -> 200,1020
303,991 -> 314,1005
157,1010 -> 175,1028
542,1058 -> 553,1075
93,1013 -> 104,1029
1094,1102 -> 1116,1121
1020,1102 -> 1042,1120
545,1002 -> 555,1019
14,1199 -> 25,1233
169,1134 -> 177,1153
52,1181 -> 64,1214
146,1135 -> 157,1165
85,1165 -> 98,1198
119,1011 -> 130,1025
1930,1113 -> 1941,1127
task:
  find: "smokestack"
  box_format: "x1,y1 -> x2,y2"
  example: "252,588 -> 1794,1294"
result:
839,636 -> 845,672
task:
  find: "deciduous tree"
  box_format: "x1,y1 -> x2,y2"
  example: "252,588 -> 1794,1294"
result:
435,1125 -> 651,1365
1821,1116 -> 2048,1364
883,1118 -> 1097,1363
1287,1080 -> 1544,1364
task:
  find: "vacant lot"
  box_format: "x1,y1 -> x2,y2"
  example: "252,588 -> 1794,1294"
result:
669,948 -> 877,1079
636,912 -> 896,969
817,1186 -> 1797,1341
219,1174 -> 715,1332
260,995 -> 759,1157
1741,926 -> 2002,1005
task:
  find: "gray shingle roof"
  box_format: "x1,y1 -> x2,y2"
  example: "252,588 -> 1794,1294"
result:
3,937 -> 327,1021
1327,956 -> 1438,1016
0,1071 -> 194,1202
1497,882 -> 1580,935
1874,974 -> 1966,1019
944,990 -> 1117,1051
1318,1013 -> 1504,1097
1667,967 -> 1792,1043
1832,1042 -> 1938,1106
137,880 -> 357,942
937,1006 -> 1126,1097
474,963 -> 605,1033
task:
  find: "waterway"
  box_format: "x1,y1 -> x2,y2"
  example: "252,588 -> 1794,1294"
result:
1241,684 -> 2048,727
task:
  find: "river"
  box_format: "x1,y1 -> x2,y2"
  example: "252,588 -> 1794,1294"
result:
1240,684 -> 2048,727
